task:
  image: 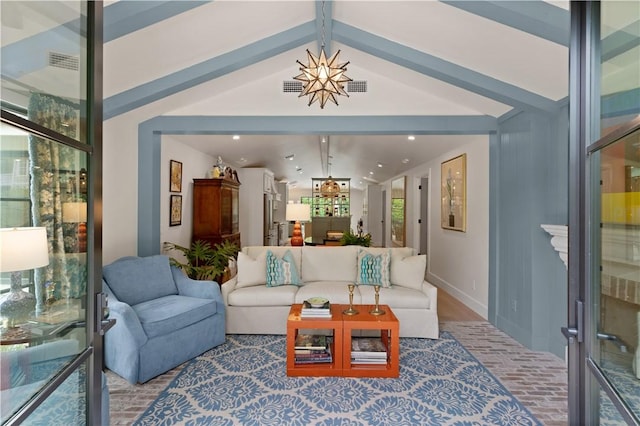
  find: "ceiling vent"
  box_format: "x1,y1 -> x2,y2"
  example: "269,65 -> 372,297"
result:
347,80 -> 367,93
48,52 -> 79,71
283,80 -> 367,93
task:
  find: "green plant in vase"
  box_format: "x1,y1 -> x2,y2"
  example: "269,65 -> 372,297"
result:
164,239 -> 239,282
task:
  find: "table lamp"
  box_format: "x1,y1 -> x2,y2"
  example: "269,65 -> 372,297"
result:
63,202 -> 88,252
286,203 -> 311,246
0,227 -> 49,327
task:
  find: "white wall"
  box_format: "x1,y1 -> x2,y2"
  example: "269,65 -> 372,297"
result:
381,136 -> 490,318
160,137 -> 216,256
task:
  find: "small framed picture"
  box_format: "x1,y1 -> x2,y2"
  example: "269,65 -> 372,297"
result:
170,160 -> 182,193
170,194 -> 182,226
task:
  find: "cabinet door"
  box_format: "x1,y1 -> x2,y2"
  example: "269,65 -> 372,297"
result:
231,186 -> 239,234
220,185 -> 233,234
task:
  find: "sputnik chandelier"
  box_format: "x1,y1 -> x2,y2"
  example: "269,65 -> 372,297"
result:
294,1 -> 352,109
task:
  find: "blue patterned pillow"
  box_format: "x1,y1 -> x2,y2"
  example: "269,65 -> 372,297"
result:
266,250 -> 301,287
356,249 -> 391,287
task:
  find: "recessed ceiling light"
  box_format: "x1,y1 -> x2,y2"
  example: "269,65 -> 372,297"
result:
232,135 -> 240,140
407,135 -> 415,141
369,171 -> 374,175
377,162 -> 383,168
285,154 -> 295,161
238,157 -> 247,163
402,158 -> 410,164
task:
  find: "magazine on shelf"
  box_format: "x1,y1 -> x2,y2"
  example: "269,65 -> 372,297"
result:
351,337 -> 388,358
350,358 -> 387,365
294,334 -> 329,350
301,300 -> 332,318
295,345 -> 332,363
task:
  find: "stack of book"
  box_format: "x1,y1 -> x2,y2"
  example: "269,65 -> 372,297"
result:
301,300 -> 331,318
294,334 -> 332,364
351,337 -> 388,364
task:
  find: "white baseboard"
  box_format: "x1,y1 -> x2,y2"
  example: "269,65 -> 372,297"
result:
428,272 -> 488,319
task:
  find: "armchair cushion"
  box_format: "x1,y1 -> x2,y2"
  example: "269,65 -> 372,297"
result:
133,295 -> 218,339
103,255 -> 177,305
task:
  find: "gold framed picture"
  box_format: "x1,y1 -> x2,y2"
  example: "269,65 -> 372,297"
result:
170,194 -> 182,226
441,154 -> 466,232
170,160 -> 182,193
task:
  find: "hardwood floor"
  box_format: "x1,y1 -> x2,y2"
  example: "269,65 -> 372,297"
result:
437,287 -> 485,321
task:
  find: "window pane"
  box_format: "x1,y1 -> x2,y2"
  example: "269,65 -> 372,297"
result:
1,1 -> 88,143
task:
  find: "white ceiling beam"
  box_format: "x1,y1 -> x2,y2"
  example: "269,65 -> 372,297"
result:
332,21 -> 559,113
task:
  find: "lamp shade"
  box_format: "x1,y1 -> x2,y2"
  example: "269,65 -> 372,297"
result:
286,203 -> 311,222
62,202 -> 88,223
0,227 -> 49,272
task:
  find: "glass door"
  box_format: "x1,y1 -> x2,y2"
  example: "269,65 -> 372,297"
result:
568,1 -> 640,424
0,1 -> 104,424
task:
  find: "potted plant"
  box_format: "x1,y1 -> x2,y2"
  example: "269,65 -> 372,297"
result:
164,239 -> 239,283
339,229 -> 372,247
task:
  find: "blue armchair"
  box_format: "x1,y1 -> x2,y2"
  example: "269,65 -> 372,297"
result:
102,255 -> 225,384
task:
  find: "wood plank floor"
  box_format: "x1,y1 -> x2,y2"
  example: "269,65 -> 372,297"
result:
437,287 -> 485,321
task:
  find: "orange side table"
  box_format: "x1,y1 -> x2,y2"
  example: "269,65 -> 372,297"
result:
286,303 -> 344,377
341,304 -> 399,378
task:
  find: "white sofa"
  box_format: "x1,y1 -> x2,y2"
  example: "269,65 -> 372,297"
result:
221,246 -> 439,339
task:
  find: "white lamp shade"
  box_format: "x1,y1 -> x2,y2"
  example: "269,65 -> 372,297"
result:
0,227 -> 49,272
286,203 -> 311,222
62,202 -> 88,223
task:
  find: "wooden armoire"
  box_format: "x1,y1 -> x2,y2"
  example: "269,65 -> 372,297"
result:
192,177 -> 240,247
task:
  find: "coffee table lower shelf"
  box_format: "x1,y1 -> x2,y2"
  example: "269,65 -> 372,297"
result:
286,304 -> 399,378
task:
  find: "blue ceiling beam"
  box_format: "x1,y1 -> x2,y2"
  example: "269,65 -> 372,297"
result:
104,1 -> 211,42
441,0 -> 569,46
602,20 -> 640,62
104,21 -> 317,120
332,21 -> 558,113
142,114 -> 498,135
316,0 -> 333,55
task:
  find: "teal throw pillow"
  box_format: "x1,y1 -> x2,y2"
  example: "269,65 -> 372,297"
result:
266,250 -> 301,287
356,249 -> 391,287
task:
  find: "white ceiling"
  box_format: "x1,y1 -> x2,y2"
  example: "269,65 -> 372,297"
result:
2,1 -> 574,190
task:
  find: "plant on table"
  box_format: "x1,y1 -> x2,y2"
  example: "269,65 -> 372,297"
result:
339,229 -> 372,247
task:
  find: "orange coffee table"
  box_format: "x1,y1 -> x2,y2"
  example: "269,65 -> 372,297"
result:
286,304 -> 399,378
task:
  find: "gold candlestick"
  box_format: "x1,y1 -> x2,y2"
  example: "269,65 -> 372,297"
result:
369,285 -> 385,316
343,284 -> 359,315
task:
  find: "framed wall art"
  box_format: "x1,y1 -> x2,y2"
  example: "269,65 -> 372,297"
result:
170,194 -> 182,226
441,154 -> 466,232
170,160 -> 182,192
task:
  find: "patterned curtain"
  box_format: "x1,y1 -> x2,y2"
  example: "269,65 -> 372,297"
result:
28,93 -> 85,311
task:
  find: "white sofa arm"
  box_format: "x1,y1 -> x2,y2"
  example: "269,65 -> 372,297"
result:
421,281 -> 438,312
221,275 -> 238,305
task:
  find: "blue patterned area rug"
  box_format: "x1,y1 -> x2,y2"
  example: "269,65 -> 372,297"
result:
134,332 -> 541,425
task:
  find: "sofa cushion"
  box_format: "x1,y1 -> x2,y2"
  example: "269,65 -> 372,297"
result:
301,246 -> 357,282
266,250 -> 301,287
356,248 -> 391,287
103,255 -> 178,306
236,252 -> 267,288
295,281 -> 357,305
228,285 -> 298,307
358,285 -> 431,309
391,254 -> 426,291
132,295 -> 218,339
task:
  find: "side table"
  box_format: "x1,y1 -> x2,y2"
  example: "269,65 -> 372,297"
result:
342,304 -> 399,378
286,303 -> 344,377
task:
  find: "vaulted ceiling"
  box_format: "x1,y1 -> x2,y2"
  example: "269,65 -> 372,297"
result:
1,1 -> 583,189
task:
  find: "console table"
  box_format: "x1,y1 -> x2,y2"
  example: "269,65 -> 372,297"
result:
286,304 -> 399,378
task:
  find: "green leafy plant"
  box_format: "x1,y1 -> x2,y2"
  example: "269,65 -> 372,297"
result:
340,229 -> 372,247
164,239 -> 239,282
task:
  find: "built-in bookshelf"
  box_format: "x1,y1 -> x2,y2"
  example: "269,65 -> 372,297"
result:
308,178 -> 350,217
